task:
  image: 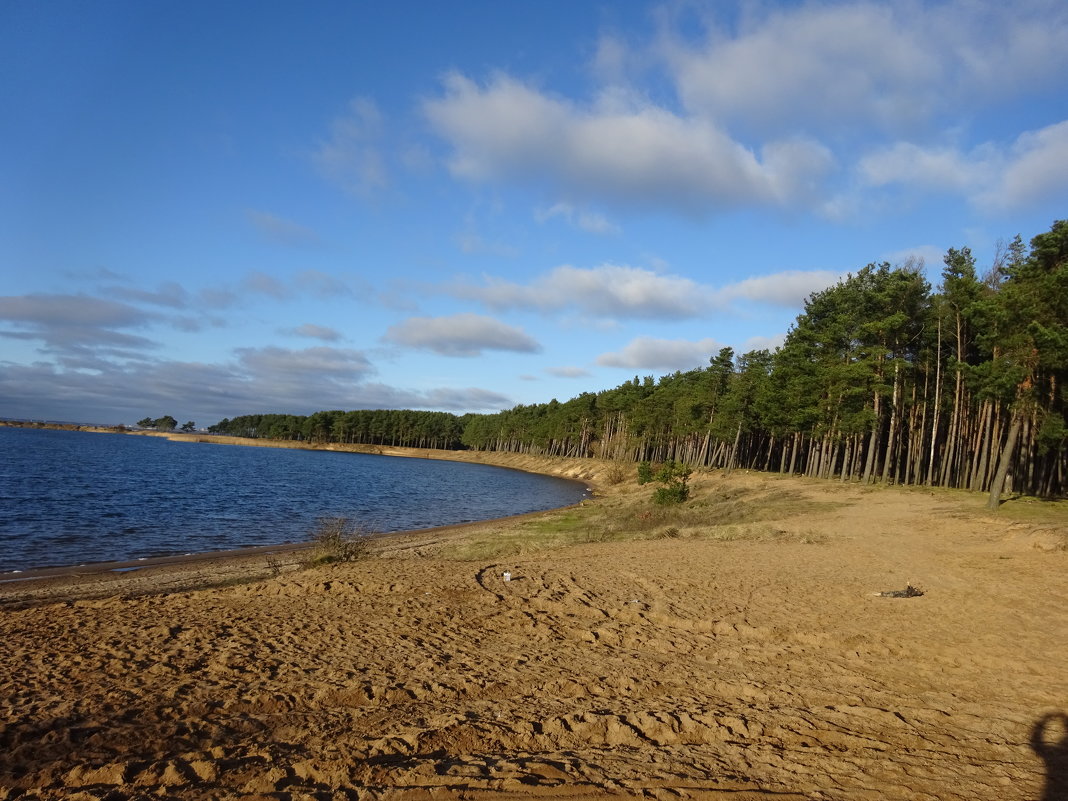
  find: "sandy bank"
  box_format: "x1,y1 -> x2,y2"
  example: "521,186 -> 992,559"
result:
2,467 -> 1067,799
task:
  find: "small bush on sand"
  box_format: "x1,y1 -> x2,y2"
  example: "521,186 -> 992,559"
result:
637,461 -> 654,485
651,460 -> 692,505
310,517 -> 370,564
605,461 -> 630,485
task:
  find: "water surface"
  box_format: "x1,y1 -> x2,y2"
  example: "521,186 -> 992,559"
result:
0,427 -> 588,572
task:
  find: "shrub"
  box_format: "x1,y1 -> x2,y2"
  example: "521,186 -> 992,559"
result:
605,461 -> 630,485
653,483 -> 689,505
650,460 -> 692,505
637,461 -> 654,485
311,516 -> 370,563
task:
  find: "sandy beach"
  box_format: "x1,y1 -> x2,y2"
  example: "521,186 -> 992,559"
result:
2,448 -> 1066,800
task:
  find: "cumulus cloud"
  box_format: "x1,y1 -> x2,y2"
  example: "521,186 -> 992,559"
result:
981,119 -> 1068,210
858,142 -> 987,192
383,313 -> 541,357
451,264 -> 712,319
597,336 -> 722,371
416,4 -> 1068,219
858,119 -> 1068,211
313,97 -> 389,197
449,264 -> 840,319
717,270 -> 842,308
423,72 -> 833,214
665,1 -> 1068,137
667,4 -> 939,135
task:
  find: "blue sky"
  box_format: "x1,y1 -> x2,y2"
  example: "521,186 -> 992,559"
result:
3,0 -> 1067,426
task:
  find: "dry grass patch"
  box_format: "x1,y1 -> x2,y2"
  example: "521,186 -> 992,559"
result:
438,474 -> 836,559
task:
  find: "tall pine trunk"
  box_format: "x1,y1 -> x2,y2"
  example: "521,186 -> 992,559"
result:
987,410 -> 1023,510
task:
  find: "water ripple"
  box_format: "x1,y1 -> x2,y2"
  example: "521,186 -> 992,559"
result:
0,428 -> 587,572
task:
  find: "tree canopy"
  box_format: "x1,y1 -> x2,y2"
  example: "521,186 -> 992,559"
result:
207,220 -> 1068,503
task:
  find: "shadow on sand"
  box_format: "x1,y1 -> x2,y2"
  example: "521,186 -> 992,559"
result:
1033,713 -> 1068,801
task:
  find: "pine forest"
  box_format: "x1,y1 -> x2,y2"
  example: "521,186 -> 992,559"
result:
209,220 -> 1068,506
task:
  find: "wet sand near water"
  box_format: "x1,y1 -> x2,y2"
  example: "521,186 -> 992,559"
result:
1,459 -> 1066,799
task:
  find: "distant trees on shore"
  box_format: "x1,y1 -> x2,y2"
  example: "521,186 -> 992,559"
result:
209,409 -> 467,450
137,415 -> 179,432
209,219 -> 1068,504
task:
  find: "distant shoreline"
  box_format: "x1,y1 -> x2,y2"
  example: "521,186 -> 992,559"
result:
0,418 -> 611,486
0,421 -> 612,598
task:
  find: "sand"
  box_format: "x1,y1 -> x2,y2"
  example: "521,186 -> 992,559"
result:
1,452 -> 1067,800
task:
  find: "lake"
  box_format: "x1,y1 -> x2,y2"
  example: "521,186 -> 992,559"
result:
0,427 -> 589,572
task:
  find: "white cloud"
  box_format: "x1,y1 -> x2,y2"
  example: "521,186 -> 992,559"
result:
740,333 -> 786,353
717,270 -> 842,308
424,72 -> 833,213
882,245 -> 944,272
384,313 -> 541,357
982,119 -> 1068,210
0,349 -> 513,424
456,232 -> 519,258
545,366 -> 591,378
536,202 -> 620,235
414,386 -> 512,412
451,264 -> 712,319
450,264 -> 842,319
597,336 -> 721,371
667,4 -> 940,135
665,1 -> 1068,137
312,97 -> 388,197
858,118 -> 1068,211
858,142 -> 989,192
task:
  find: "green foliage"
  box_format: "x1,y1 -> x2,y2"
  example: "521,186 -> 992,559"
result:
180,421 -> 196,432
209,409 -> 467,449
138,415 -> 178,431
653,483 -> 690,505
205,219 -> 1067,500
636,460 -> 653,484
651,460 -> 692,505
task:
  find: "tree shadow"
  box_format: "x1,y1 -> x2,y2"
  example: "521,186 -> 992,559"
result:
1033,712 -> 1068,801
